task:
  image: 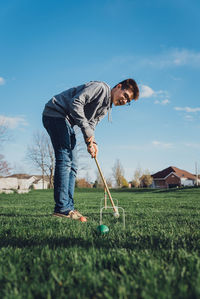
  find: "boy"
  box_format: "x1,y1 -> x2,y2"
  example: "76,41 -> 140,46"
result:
42,79 -> 139,219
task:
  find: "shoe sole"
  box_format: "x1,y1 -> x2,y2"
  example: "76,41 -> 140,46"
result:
53,213 -> 81,220
53,213 -> 71,218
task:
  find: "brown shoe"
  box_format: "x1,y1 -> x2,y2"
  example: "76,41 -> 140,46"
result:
73,210 -> 83,217
53,211 -> 71,218
68,210 -> 81,220
53,210 -> 86,220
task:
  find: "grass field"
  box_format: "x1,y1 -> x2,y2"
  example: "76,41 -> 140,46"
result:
0,187 -> 200,299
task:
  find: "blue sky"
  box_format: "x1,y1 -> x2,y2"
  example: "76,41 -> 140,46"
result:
1,0 -> 200,181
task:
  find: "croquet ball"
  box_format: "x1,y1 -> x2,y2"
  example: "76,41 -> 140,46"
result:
97,224 -> 109,234
113,212 -> 120,218
80,216 -> 87,222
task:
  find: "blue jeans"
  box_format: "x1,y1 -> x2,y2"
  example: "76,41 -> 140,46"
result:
42,115 -> 78,214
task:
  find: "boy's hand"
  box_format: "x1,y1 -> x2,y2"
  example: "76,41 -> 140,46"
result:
86,136 -> 98,158
92,142 -> 98,158
87,143 -> 98,158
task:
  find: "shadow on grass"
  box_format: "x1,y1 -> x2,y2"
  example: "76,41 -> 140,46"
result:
0,213 -> 50,217
155,187 -> 200,193
0,233 -> 198,252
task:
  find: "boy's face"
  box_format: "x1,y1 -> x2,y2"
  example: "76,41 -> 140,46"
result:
111,84 -> 134,106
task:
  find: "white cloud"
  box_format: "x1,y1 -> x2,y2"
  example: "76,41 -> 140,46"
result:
144,48 -> 200,69
154,99 -> 170,105
152,140 -> 173,149
140,85 -> 154,98
161,99 -> 170,105
140,84 -> 170,106
174,107 -> 200,113
98,48 -> 200,77
0,77 -> 5,85
0,115 -> 28,129
154,90 -> 169,97
172,49 -> 200,66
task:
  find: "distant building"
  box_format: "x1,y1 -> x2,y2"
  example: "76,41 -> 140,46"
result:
0,177 -> 18,190
0,174 -> 49,192
8,174 -> 36,190
32,178 -> 49,189
152,166 -> 196,188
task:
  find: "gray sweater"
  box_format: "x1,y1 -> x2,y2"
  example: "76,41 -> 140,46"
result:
43,81 -> 111,140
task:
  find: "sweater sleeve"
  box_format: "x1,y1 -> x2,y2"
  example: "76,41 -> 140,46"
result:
88,109 -> 108,131
67,82 -> 105,141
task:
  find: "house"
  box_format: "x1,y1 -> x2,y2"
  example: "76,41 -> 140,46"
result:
0,174 -> 49,192
32,178 -> 49,189
8,174 -> 36,190
10,174 -> 36,190
0,177 -> 18,190
152,166 -> 196,189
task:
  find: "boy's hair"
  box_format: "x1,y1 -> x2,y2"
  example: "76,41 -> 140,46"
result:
114,78 -> 139,100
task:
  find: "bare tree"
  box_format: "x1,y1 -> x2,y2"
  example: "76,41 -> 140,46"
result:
0,118 -> 12,175
27,128 -> 90,188
0,118 -> 10,146
94,170 -> 104,188
106,176 -> 113,188
132,167 -> 142,188
132,167 -> 153,188
74,127 -> 92,174
93,171 -> 113,188
112,159 -> 125,187
0,154 -> 11,176
12,162 -> 26,175
26,131 -> 55,188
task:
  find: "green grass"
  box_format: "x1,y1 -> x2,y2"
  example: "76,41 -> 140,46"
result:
0,187 -> 200,299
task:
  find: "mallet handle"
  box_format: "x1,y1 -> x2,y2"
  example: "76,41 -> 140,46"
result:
104,188 -> 107,209
94,158 -> 117,212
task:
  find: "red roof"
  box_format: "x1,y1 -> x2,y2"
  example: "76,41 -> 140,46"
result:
152,166 -> 196,180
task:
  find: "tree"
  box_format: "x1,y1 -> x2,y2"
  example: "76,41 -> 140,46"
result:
121,176 -> 129,188
94,170 -> 104,188
132,167 -> 142,188
26,131 -> 55,188
112,159 -> 125,187
0,154 -> 11,176
106,176 -> 113,188
94,170 -> 113,188
140,170 -> 153,188
0,118 -> 10,145
27,129 -> 91,188
132,167 -> 153,188
72,127 -> 92,177
0,118 -> 11,176
75,178 -> 92,188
